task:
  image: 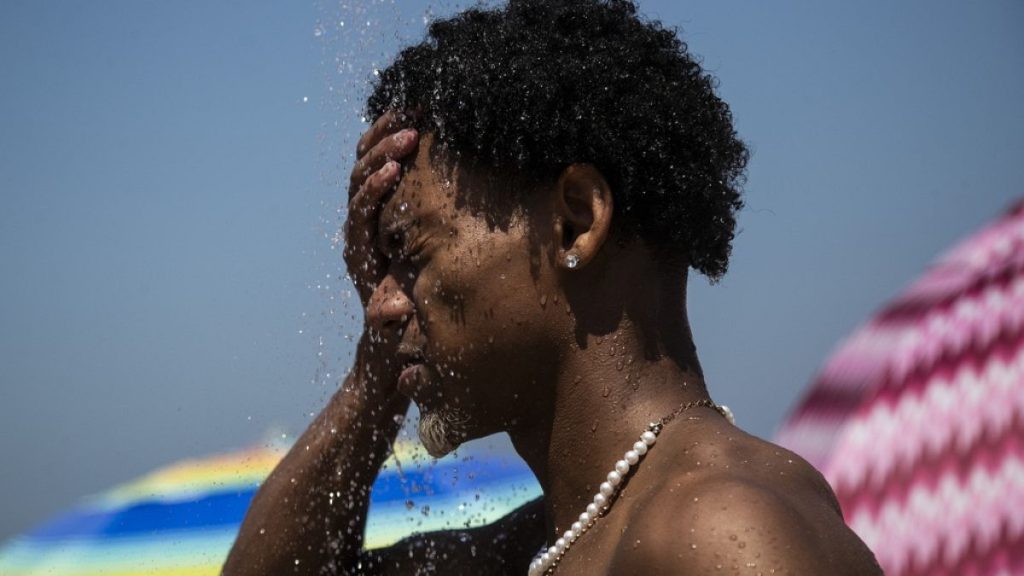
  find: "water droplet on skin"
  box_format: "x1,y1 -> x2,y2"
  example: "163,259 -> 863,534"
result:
590,421 -> 598,433
540,294 -> 548,308
601,383 -> 611,397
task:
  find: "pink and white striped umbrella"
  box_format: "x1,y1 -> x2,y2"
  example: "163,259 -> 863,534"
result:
776,199 -> 1024,576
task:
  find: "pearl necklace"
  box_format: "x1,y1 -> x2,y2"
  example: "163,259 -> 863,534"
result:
527,399 -> 735,576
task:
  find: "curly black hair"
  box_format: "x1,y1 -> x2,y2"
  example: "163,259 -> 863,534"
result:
367,0 -> 748,280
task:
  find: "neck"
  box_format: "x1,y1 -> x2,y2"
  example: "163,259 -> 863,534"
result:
509,257 -> 709,539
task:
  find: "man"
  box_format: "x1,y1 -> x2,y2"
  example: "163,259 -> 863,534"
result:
225,1 -> 881,573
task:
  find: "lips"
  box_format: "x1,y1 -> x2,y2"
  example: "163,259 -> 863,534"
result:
397,362 -> 426,396
396,344 -> 428,397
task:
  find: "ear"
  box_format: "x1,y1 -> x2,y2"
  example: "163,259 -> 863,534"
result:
552,164 -> 614,270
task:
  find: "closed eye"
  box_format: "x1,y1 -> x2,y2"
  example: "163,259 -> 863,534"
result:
387,230 -> 424,265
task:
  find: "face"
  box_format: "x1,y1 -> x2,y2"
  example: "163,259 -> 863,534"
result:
368,134 -> 563,457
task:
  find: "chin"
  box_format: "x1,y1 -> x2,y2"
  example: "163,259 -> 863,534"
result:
417,404 -> 472,458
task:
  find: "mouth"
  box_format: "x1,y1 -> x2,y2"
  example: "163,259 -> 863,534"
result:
396,346 -> 428,397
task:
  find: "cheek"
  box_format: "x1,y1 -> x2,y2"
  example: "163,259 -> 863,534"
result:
433,244 -> 554,354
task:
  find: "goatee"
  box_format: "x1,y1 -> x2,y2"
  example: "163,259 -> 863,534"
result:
418,406 -> 470,458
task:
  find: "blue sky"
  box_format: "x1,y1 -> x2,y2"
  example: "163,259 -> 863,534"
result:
1,0 -> 1021,541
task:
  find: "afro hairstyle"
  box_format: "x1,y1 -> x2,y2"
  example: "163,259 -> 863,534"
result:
367,0 -> 748,280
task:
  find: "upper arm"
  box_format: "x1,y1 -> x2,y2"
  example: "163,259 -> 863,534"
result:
353,497 -> 546,575
614,480 -> 881,576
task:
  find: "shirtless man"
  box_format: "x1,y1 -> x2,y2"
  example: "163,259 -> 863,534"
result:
225,1 -> 881,573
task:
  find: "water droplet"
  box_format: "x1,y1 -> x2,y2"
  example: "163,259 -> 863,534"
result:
540,294 -> 548,308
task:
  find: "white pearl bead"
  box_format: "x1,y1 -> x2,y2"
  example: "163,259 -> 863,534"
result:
641,431 -> 657,446
571,521 -> 583,534
555,538 -> 566,551
615,459 -> 630,475
633,440 -> 648,455
529,560 -> 540,575
607,470 -> 622,487
540,552 -> 550,564
586,503 -> 598,517
599,481 -> 614,497
580,511 -> 591,524
564,529 -> 575,542
594,493 -> 607,508
625,450 -> 639,465
548,545 -> 558,556
721,404 -> 736,424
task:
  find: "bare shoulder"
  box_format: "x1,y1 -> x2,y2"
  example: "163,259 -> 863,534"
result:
612,435 -> 881,575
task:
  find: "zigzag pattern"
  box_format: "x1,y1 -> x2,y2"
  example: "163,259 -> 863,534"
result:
828,337 -> 1024,492
776,199 -> 1024,575
847,452 -> 1024,576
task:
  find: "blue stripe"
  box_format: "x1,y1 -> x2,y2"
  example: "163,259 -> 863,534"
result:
27,489 -> 255,540
24,458 -> 536,541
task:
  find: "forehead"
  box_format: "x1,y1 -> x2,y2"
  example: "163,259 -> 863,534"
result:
379,139 -> 454,232
377,132 -> 535,236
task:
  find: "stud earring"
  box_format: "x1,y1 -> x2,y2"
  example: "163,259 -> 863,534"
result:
565,253 -> 580,269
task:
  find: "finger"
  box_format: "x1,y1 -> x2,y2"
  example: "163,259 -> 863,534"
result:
356,110 -> 404,157
349,129 -> 418,197
348,161 -> 402,232
344,163 -> 401,298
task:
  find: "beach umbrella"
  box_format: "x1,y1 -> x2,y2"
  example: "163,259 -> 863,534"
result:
776,200 -> 1024,575
0,436 -> 540,575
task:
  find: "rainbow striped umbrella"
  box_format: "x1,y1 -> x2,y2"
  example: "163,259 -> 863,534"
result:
777,199 -> 1024,575
0,437 -> 540,575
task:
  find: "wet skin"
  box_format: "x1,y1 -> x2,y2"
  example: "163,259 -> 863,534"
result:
225,111 -> 882,575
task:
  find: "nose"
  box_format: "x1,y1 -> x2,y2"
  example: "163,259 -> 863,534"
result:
366,274 -> 415,332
